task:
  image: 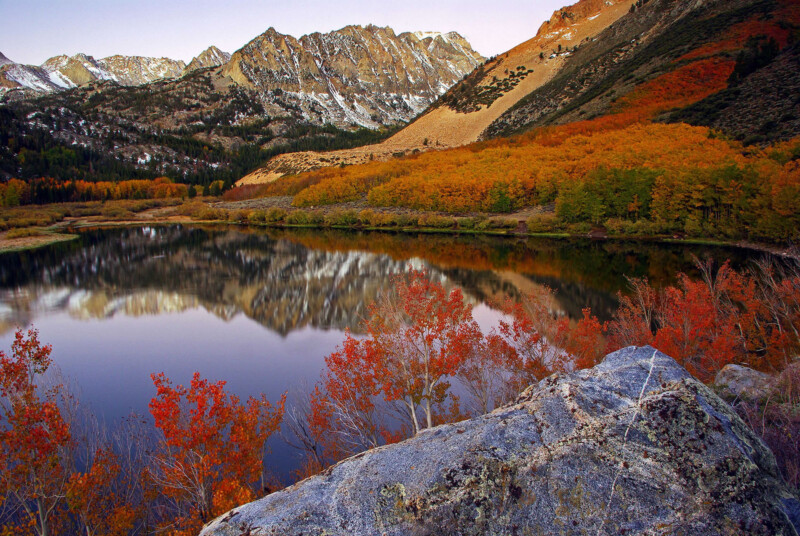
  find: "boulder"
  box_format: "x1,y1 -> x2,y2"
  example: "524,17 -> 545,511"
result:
201,346 -> 800,536
715,364 -> 777,402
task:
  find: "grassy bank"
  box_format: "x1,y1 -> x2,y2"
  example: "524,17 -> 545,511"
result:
1,197 -> 796,258
0,228 -> 79,253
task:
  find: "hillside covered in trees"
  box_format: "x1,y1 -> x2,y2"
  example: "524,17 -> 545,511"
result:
236,0 -> 800,243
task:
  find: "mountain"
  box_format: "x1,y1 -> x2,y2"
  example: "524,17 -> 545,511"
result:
0,52 -> 187,93
0,26 -> 483,129
228,0 -> 800,243
483,0 -> 800,143
183,46 -> 231,74
238,0 -> 800,185
235,0 -> 633,183
0,26 -> 483,185
221,24 -> 484,127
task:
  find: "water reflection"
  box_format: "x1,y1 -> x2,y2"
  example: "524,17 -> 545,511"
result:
0,226 -> 757,335
0,225 -> 761,479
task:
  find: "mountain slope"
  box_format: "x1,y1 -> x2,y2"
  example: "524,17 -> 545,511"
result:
236,0 -> 633,184
485,0 -> 800,141
387,0 -> 632,148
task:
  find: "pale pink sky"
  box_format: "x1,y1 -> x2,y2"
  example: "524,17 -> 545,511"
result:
1,0 -> 570,65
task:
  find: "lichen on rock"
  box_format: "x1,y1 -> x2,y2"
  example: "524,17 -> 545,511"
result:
200,346 -> 800,536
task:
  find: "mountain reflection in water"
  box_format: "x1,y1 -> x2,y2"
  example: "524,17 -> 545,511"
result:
0,226 -> 755,336
0,225 -> 758,479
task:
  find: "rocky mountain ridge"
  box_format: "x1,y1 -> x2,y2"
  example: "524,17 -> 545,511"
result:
221,24 -> 484,127
1,25 -> 483,129
183,46 -> 231,74
1,51 -> 189,92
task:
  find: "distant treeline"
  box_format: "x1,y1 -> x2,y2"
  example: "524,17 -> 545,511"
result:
0,177 -> 188,207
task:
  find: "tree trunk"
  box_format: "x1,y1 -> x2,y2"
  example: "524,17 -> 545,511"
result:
37,499 -> 48,536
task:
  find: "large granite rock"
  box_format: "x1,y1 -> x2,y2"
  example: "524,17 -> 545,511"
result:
715,364 -> 777,402
201,346 -> 800,536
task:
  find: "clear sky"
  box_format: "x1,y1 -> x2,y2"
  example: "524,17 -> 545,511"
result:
1,0 -> 570,65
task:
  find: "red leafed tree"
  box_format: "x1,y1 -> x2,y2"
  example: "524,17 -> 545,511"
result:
494,290 -> 607,398
0,328 -> 71,536
66,448 -> 138,536
148,372 -> 285,534
609,259 -> 800,382
367,270 -> 481,434
305,269 -> 481,462
309,333 -> 383,460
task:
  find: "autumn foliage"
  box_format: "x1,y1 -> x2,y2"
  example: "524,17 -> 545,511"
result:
0,329 -> 70,536
609,259 -> 800,382
2,254 -> 800,532
0,177 -> 188,208
302,270 -> 606,468
148,372 -> 285,534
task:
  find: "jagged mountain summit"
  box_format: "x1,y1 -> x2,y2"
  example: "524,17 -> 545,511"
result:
0,51 -> 187,92
1,25 -> 483,128
183,46 -> 231,74
221,24 -> 484,127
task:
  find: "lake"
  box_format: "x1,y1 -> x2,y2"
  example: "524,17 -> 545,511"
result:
0,225 -> 759,479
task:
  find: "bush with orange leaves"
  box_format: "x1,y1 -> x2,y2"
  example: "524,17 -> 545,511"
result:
148,372 -> 285,535
0,329 -> 70,536
609,258 -> 800,382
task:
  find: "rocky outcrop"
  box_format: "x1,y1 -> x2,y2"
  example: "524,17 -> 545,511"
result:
183,46 -> 231,74
222,25 -> 485,127
715,364 -> 777,402
200,346 -> 799,536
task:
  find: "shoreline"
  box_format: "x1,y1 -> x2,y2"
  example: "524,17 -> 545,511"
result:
0,229 -> 79,253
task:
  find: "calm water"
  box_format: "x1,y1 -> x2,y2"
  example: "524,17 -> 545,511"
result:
0,225 -> 759,479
